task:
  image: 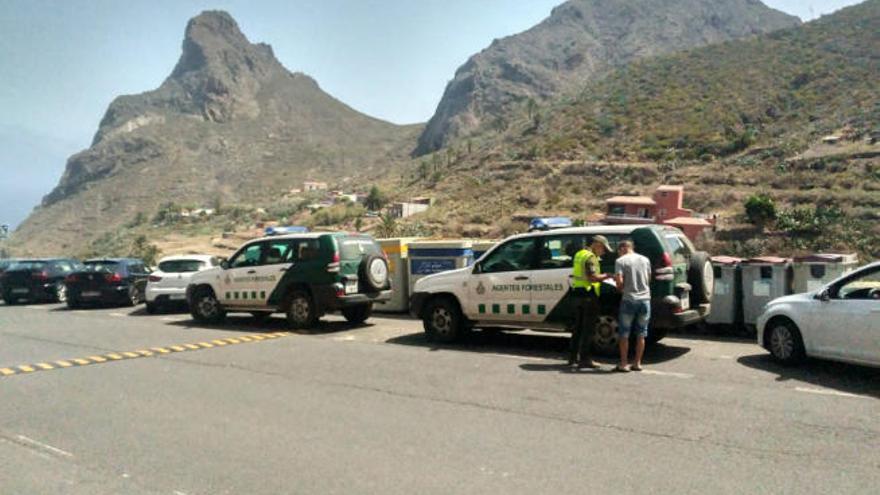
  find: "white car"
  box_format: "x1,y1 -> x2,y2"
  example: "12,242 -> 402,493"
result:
757,261 -> 880,367
146,255 -> 220,313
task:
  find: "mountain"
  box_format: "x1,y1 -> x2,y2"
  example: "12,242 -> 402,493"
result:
11,11 -> 419,255
414,0 -> 800,155
398,0 -> 879,258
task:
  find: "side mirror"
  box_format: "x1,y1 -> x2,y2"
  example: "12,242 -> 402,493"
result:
816,289 -> 830,302
472,262 -> 482,274
220,260 -> 229,270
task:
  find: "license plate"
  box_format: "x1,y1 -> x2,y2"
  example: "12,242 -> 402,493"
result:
680,296 -> 690,311
344,280 -> 358,295
12,288 -> 28,294
169,294 -> 186,301
82,291 -> 101,298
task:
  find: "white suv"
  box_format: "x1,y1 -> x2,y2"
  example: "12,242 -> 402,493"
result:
146,255 -> 220,313
410,225 -> 713,354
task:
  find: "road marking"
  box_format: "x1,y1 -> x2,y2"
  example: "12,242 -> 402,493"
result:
795,387 -> 869,400
640,369 -> 694,379
0,332 -> 292,379
16,434 -> 73,458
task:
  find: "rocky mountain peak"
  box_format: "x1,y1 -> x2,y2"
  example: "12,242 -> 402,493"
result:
171,10 -> 277,79
414,0 -> 801,155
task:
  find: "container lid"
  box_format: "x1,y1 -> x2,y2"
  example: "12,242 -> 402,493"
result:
745,256 -> 790,265
792,253 -> 857,263
409,240 -> 474,249
711,256 -> 743,265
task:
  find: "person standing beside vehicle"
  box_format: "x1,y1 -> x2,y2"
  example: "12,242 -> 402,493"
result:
614,240 -> 652,372
568,235 -> 614,369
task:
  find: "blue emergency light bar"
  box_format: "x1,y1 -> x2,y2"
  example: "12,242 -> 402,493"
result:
265,226 -> 309,236
529,217 -> 573,231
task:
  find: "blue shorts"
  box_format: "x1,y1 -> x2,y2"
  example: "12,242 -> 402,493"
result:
618,299 -> 650,338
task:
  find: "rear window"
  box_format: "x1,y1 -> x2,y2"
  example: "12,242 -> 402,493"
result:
9,261 -> 46,271
339,237 -> 382,260
84,261 -> 119,273
158,260 -> 205,273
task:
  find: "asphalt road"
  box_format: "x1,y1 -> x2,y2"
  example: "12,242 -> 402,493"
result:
0,301 -> 878,494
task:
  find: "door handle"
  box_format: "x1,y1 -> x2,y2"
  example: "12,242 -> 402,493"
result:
514,276 -> 529,281
247,270 -> 257,274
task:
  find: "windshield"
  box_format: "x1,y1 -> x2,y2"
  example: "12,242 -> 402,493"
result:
158,259 -> 205,273
339,237 -> 382,260
83,261 -> 119,273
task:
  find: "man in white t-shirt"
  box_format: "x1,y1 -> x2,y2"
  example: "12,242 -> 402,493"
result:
614,240 -> 652,372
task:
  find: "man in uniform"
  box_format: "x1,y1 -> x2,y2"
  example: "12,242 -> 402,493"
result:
568,235 -> 613,369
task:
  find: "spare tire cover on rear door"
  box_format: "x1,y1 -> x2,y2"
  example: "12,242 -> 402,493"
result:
361,255 -> 388,292
688,252 -> 713,305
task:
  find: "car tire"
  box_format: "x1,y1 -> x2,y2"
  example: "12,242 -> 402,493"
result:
190,287 -> 226,324
285,290 -> 318,329
124,286 -> 141,307
360,255 -> 389,292
5,295 -> 19,305
767,319 -> 806,365
54,283 -> 68,303
688,252 -> 713,306
342,304 -> 373,325
67,298 -> 80,310
423,297 -> 466,343
593,314 -> 619,356
145,301 -> 160,314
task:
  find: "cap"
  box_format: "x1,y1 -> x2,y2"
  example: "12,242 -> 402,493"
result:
592,235 -> 612,252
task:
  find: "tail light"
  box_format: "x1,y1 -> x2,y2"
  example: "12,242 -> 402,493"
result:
334,283 -> 345,297
65,274 -> 78,284
148,275 -> 162,283
105,272 -> 123,283
326,252 -> 341,273
32,270 -> 49,281
654,253 -> 675,281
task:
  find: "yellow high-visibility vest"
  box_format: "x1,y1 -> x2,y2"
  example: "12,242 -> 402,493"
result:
572,249 -> 601,295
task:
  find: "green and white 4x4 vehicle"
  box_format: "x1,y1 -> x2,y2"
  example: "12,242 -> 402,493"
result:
410,225 -> 713,354
187,233 -> 391,328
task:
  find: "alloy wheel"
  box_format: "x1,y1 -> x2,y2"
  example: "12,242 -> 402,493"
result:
594,315 -> 619,354
770,325 -> 794,360
431,307 -> 454,337
291,296 -> 310,324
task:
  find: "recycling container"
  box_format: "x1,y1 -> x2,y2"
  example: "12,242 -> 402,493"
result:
792,253 -> 858,294
706,256 -> 743,326
408,240 -> 474,294
741,257 -> 793,328
472,241 -> 497,262
374,237 -> 422,313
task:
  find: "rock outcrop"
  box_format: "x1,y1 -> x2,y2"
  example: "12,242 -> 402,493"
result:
414,0 -> 800,155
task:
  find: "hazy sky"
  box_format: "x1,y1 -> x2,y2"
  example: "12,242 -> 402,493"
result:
0,0 -> 864,229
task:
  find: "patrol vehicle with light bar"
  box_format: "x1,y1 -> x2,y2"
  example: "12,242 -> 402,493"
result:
186,232 -> 391,328
410,225 -> 713,354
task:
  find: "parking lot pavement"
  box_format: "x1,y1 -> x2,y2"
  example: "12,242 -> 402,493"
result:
1,301 -> 878,494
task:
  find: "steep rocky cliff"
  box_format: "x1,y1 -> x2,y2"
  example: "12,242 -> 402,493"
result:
415,0 -> 800,155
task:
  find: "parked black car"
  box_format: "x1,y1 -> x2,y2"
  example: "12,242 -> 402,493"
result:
1,258 -> 83,304
65,258 -> 151,308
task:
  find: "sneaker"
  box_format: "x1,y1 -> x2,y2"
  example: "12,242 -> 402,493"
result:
578,360 -> 601,369
631,364 -> 643,372
613,365 -> 631,373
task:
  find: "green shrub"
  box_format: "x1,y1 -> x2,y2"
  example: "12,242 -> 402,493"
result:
744,194 -> 776,229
